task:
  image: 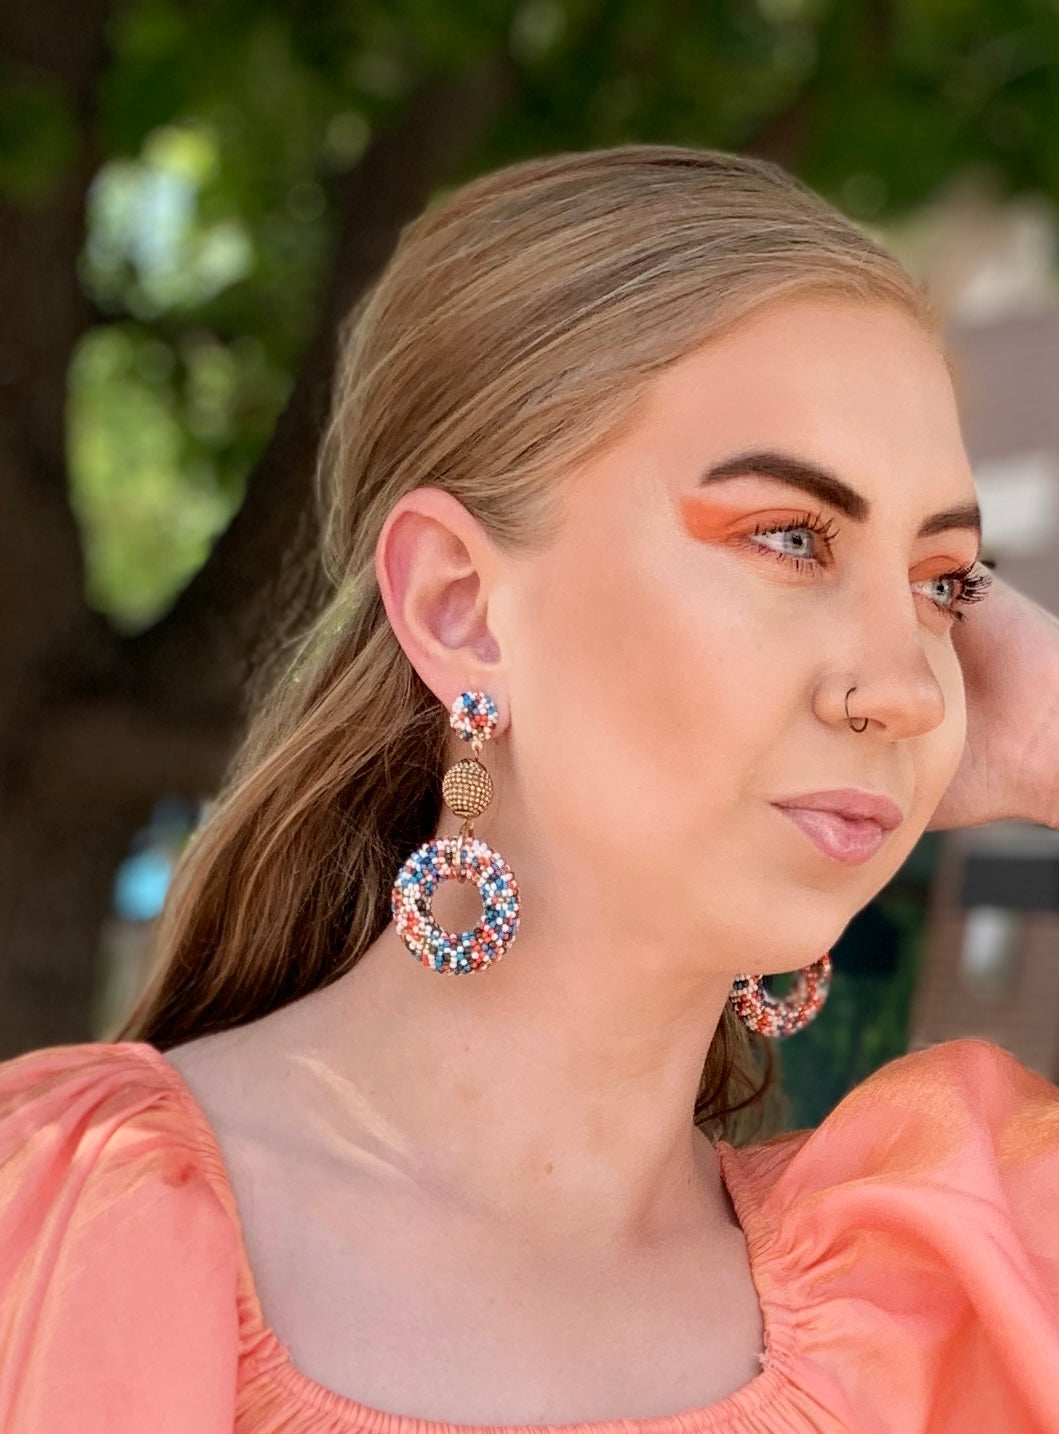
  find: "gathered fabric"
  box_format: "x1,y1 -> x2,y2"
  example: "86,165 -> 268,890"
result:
1,1035 -> 1057,1433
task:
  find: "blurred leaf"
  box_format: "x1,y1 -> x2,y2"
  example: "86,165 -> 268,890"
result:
67,324 -> 289,630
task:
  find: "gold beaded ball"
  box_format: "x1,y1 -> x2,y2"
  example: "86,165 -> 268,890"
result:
442,759 -> 493,820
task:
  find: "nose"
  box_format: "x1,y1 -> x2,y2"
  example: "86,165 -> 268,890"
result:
821,582 -> 951,741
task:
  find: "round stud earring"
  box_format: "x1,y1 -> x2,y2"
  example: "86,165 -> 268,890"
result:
390,690 -> 521,973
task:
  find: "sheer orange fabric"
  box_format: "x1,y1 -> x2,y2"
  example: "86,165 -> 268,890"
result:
1,1036 -> 1057,1432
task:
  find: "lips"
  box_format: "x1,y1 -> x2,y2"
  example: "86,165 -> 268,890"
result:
771,788 -> 904,831
773,805 -> 890,865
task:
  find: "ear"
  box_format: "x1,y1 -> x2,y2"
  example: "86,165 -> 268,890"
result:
375,487 -> 508,724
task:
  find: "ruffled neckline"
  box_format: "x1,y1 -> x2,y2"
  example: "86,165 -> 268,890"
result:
131,1039 -> 808,1433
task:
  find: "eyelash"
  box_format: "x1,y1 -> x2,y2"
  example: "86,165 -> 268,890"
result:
745,512 -> 995,623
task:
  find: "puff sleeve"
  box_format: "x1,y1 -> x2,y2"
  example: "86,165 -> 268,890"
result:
721,1037 -> 1059,1432
0,1041 -> 241,1433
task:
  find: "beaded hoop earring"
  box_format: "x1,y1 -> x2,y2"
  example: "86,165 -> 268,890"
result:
390,691 -> 521,974
727,952 -> 833,1038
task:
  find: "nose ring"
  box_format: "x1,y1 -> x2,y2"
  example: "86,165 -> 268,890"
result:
845,686 -> 868,733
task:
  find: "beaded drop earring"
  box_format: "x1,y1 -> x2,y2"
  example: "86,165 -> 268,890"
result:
727,954 -> 833,1037
390,690 -> 521,973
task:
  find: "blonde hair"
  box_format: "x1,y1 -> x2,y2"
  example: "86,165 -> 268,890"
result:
115,143 -> 940,1143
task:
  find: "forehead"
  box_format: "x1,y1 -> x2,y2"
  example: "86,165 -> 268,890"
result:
636,294 -> 971,491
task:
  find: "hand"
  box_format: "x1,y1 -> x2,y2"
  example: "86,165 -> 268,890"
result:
927,570 -> 1059,832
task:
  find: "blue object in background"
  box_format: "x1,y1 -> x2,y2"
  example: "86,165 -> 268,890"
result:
111,795 -> 198,922
113,848 -> 173,922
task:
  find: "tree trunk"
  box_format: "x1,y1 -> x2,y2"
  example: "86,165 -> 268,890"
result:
0,15 -> 511,1059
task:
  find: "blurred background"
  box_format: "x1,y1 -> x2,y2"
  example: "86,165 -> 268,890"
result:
3,0 -> 1058,1129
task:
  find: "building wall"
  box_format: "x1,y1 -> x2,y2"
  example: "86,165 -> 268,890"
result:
909,827 -> 1059,1080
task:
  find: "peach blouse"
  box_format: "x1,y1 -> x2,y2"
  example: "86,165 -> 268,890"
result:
0,1036 -> 1057,1433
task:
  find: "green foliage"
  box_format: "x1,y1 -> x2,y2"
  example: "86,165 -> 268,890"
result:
49,0 -> 1059,626
67,323 -> 290,631
84,125 -> 253,315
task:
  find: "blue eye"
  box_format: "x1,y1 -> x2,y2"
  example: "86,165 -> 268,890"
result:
745,513 -> 994,622
918,564 -> 993,619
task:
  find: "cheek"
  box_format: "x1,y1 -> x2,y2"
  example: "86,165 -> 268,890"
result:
919,661 -> 968,805
506,525 -> 772,846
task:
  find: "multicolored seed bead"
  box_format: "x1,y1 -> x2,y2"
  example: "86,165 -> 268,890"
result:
391,835 -> 521,973
727,952 -> 832,1038
449,690 -> 498,744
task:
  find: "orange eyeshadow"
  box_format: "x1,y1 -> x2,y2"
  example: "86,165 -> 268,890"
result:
678,493 -> 750,541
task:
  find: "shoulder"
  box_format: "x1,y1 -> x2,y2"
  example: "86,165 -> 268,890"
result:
718,1041 -> 1059,1429
731,1036 -> 1059,1197
0,1038 -> 229,1203
0,1035 -> 201,1123
0,1041 -> 242,1433
725,1036 -> 1059,1220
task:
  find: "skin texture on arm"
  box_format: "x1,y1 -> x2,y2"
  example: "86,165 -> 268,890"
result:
928,571 -> 1059,832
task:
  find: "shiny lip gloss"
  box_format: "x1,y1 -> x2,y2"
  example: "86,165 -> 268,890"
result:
772,805 -> 888,865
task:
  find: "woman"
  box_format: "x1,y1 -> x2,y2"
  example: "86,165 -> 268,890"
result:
2,144 -> 1058,1434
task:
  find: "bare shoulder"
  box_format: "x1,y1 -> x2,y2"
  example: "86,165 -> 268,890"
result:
162,1002 -> 306,1142
160,980 -> 358,1159
164,1023 -> 254,1102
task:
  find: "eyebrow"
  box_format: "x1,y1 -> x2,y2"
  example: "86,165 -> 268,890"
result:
700,449 -> 982,553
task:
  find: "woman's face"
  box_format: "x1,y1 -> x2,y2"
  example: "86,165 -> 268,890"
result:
483,293 -> 981,977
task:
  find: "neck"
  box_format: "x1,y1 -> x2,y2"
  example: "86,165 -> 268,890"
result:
290,845 -> 742,1250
